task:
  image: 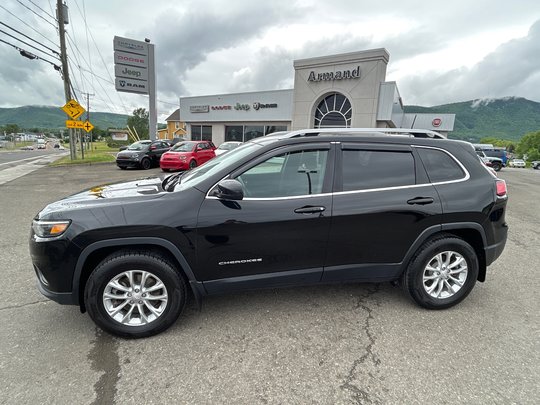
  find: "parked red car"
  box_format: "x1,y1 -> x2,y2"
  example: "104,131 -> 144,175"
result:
160,140 -> 216,171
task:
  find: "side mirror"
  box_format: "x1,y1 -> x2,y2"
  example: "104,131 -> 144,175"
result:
213,179 -> 244,201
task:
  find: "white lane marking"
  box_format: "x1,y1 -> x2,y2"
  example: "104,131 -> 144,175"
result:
0,153 -> 68,186
0,154 -> 53,167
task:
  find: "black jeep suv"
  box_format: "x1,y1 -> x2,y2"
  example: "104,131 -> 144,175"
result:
30,129 -> 508,338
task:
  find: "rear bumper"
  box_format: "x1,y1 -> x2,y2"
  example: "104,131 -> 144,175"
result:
485,224 -> 508,266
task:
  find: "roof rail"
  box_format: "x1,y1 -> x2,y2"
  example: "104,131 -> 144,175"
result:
278,128 -> 445,139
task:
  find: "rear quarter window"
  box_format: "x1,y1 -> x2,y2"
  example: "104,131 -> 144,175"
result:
416,147 -> 465,183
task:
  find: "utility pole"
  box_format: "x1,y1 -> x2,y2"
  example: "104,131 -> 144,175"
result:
84,92 -> 94,151
57,0 -> 76,160
81,92 -> 94,157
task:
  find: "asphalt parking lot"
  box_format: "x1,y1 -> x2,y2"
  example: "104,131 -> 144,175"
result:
0,163 -> 538,404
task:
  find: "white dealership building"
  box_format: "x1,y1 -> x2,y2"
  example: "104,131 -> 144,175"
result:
178,48 -> 455,145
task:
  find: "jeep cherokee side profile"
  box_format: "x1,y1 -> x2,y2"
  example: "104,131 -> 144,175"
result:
30,129 -> 508,338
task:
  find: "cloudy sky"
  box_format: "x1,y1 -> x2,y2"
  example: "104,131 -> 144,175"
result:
1,0 -> 539,120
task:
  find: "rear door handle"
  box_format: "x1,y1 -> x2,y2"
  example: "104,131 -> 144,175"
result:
407,197 -> 434,205
294,206 -> 326,214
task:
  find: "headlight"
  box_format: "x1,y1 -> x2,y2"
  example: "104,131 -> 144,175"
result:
131,153 -> 140,158
179,156 -> 187,161
32,220 -> 71,238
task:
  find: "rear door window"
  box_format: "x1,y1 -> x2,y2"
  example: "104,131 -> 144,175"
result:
341,149 -> 416,191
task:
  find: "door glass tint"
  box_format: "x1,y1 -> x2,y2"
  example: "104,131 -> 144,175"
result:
342,150 -> 415,191
236,150 -> 328,198
417,148 -> 465,183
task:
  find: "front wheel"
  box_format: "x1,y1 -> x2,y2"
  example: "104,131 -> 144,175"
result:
402,234 -> 479,309
84,251 -> 187,338
140,157 -> 152,170
492,162 -> 502,172
189,160 -> 197,170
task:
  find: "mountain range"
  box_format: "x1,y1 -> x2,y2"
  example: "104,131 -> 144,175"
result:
0,105 -> 129,131
1,97 -> 539,142
404,97 -> 540,142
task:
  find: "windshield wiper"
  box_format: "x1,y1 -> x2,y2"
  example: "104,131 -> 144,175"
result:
161,171 -> 186,192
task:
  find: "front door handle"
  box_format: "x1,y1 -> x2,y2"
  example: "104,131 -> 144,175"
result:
294,206 -> 326,214
407,197 -> 434,205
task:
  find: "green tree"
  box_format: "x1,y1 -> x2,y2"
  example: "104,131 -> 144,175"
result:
516,130 -> 540,159
127,108 -> 149,139
4,123 -> 20,135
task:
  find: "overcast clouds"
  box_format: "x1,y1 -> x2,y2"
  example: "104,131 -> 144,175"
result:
0,0 -> 539,120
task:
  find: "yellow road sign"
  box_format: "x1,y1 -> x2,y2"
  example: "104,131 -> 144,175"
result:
66,120 -> 84,129
82,120 -> 94,133
61,99 -> 85,120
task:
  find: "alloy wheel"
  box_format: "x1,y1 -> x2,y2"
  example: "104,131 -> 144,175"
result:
102,270 -> 168,326
422,251 -> 468,299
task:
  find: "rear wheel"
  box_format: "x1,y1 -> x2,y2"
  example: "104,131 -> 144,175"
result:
84,250 -> 187,338
189,160 -> 197,169
140,157 -> 151,170
402,234 -> 479,309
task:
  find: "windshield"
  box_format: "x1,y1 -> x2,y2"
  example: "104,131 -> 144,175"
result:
171,142 -> 196,152
174,141 -> 263,191
127,141 -> 150,151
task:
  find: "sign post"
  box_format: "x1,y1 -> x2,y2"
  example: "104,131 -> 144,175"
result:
113,36 -> 157,140
61,99 -> 87,160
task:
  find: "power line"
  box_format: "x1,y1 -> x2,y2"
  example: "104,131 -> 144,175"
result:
0,37 -> 60,69
0,28 -> 60,60
0,21 -> 59,55
15,0 -> 57,28
0,5 -> 58,47
25,0 -> 57,21
71,0 -> 130,114
65,42 -> 119,114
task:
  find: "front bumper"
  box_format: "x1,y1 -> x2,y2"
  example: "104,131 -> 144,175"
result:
116,158 -> 141,168
35,274 -> 77,305
160,160 -> 188,170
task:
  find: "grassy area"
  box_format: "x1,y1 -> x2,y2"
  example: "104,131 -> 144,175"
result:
50,141 -> 117,166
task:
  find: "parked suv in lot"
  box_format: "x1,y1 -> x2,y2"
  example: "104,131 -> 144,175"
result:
30,129 -> 508,338
116,140 -> 171,170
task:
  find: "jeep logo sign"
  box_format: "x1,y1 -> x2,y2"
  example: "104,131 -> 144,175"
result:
114,65 -> 148,81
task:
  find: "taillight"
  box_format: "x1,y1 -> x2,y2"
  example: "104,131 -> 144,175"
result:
496,179 -> 507,197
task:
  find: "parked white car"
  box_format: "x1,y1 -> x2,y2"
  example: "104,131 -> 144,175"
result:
215,141 -> 242,156
509,159 -> 526,168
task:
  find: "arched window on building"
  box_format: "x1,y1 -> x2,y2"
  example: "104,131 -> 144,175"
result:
314,93 -> 352,128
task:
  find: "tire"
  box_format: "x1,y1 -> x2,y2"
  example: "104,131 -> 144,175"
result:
118,166 -> 127,170
140,157 -> 152,170
84,250 -> 187,338
189,160 -> 197,170
492,162 -> 502,172
402,233 -> 479,309
162,168 -> 170,172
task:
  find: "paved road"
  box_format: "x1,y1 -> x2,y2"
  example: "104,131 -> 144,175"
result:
0,164 -> 538,404
0,150 -> 68,186
0,148 -> 62,165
